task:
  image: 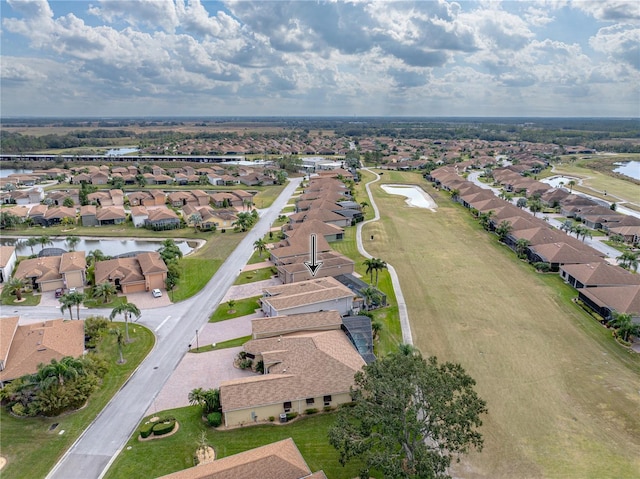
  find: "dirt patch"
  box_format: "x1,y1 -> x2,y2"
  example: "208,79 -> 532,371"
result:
196,447 -> 215,465
0,457 -> 6,471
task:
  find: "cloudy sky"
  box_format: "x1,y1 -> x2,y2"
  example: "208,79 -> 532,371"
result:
1,0 -> 638,118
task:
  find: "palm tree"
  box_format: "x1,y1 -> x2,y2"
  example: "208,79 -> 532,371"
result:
515,238 -> 530,259
360,201 -> 369,211
111,328 -> 126,364
567,180 -> 576,193
93,281 -> 117,304
609,312 -> 640,342
617,251 -> 639,272
6,277 -> 26,301
253,238 -> 268,259
39,357 -> 84,387
23,237 -> 39,255
67,291 -> 85,319
188,213 -> 202,233
495,220 -> 513,242
363,258 -> 376,284
109,302 -> 141,343
188,387 -> 206,408
59,294 -> 75,320
86,249 -> 108,266
361,286 -> 382,310
528,199 -> 542,217
232,212 -> 253,232
478,211 -> 494,231
372,258 -> 387,287
37,235 -> 53,252
65,235 -> 81,251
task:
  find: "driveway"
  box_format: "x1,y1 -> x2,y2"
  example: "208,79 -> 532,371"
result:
222,278 -> 281,302
124,290 -> 172,310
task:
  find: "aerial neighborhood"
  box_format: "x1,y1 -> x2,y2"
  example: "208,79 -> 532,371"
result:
0,119 -> 639,479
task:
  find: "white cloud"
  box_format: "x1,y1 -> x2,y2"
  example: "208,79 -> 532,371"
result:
590,24 -> 640,70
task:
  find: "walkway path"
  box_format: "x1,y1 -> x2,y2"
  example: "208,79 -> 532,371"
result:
356,169 -> 413,346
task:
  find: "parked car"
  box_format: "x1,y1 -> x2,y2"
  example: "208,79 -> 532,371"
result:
55,288 -> 64,298
152,289 -> 162,298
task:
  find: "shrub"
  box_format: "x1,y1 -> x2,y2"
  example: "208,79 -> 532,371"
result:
533,262 -> 551,273
207,412 -> 222,427
11,403 -> 27,417
268,416 -> 275,422
285,412 -> 298,421
238,358 -> 252,369
305,408 -> 318,415
152,419 -> 176,436
323,406 -> 333,412
140,422 -> 154,439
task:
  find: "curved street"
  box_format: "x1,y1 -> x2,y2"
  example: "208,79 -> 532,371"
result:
43,177 -> 302,479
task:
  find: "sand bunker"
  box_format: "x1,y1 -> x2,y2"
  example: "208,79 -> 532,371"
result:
381,184 -> 437,211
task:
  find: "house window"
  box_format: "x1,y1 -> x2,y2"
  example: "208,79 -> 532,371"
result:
283,401 -> 292,412
323,395 -> 332,406
306,398 -> 315,405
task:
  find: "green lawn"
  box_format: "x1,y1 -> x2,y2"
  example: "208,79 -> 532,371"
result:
234,267 -> 276,285
209,296 -> 261,322
0,288 -> 41,306
103,406 -> 366,479
0,323 -> 155,479
190,335 -> 252,353
362,172 -> 640,478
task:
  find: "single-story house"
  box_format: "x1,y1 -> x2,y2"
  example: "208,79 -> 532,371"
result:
560,262 -> 640,289
13,251 -> 86,292
220,329 -> 365,427
578,284 -> 640,323
156,438 -> 326,479
144,208 -> 181,230
96,206 -> 127,225
0,246 -> 17,283
80,205 -> 98,227
260,276 -> 355,317
130,206 -> 149,228
94,252 -> 167,294
0,317 -> 85,383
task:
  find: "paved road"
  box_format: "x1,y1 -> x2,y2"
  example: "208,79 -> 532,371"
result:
44,177 -> 302,479
356,168 -> 413,346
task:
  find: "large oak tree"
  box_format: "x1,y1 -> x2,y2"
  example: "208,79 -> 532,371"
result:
329,346 -> 487,479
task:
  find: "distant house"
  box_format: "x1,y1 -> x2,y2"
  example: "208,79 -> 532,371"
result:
80,205 -> 98,227
96,206 -> 126,226
94,252 -> 167,294
0,246 -> 17,283
578,284 -> 640,323
0,317 -> 85,383
14,251 -> 86,292
260,276 -> 355,316
130,206 -> 149,228
144,208 -> 181,230
91,171 -> 110,185
560,262 -> 640,289
42,206 -> 77,227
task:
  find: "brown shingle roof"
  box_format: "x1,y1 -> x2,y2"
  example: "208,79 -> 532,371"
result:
137,252 -> 168,274
0,316 -> 19,367
59,251 -> 86,273
251,310 -> 343,339
560,262 -> 640,287
0,318 -> 85,382
156,438 -> 316,479
0,246 -> 16,268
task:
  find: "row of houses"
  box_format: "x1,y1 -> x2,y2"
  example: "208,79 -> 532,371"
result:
428,166 -> 640,324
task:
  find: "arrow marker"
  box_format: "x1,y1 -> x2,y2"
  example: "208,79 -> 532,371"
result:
304,234 -> 323,277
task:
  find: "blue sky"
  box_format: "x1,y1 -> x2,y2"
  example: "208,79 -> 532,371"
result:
1,0 -> 638,118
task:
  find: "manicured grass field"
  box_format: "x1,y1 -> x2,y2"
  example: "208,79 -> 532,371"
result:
362,170 -> 640,478
233,266 -> 276,285
0,323 -> 155,479
209,296 -> 261,322
103,406 -> 366,479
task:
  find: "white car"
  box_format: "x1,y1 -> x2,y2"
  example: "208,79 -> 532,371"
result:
151,289 -> 162,298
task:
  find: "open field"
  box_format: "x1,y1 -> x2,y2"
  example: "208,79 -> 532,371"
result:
550,154 -> 640,207
362,170 -> 640,478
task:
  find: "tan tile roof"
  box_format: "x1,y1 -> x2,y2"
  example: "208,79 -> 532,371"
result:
0,316 -> 19,367
44,206 -> 76,220
130,206 -> 149,216
157,438 -> 313,479
261,278 -> 354,314
561,262 -> 640,287
278,251 -> 354,274
251,310 -> 343,338
0,318 -> 85,382
14,256 -> 62,282
580,284 -> 640,316
59,251 -> 86,273
95,257 -> 144,284
5,205 -> 30,218
287,220 -> 344,239
0,246 -> 16,268
28,204 -> 48,217
96,206 -> 126,221
80,205 -> 97,216
147,208 -> 180,221
137,252 -> 168,274
221,330 -> 364,412
530,242 -> 605,265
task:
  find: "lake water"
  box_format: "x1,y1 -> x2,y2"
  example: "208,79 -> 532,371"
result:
613,161 -> 640,180
0,237 -> 194,257
380,184 -> 437,210
0,168 -> 33,178
105,147 -> 139,156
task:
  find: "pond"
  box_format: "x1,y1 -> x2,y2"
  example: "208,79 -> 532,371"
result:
0,237 -> 195,258
0,168 -> 33,178
613,161 -> 640,180
380,184 -> 437,210
105,147 -> 139,156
